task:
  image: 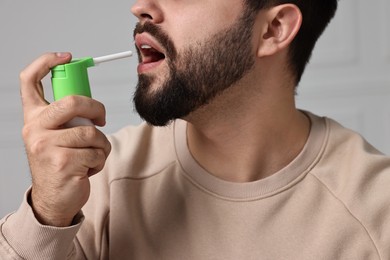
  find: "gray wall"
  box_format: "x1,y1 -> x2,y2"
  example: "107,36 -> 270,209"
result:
1,0 -> 390,217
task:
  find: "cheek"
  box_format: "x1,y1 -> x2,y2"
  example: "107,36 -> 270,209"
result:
165,20 -> 206,50
165,5 -> 242,51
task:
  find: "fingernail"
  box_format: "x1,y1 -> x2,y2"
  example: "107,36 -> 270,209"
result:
56,52 -> 70,58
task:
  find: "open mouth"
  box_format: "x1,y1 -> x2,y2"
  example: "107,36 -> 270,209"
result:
139,44 -> 166,64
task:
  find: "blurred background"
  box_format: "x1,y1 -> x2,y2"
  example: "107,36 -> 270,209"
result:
1,0 -> 390,217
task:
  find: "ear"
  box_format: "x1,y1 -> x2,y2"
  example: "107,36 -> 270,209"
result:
256,4 -> 302,58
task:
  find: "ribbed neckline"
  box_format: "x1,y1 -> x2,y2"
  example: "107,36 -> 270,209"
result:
174,112 -> 328,201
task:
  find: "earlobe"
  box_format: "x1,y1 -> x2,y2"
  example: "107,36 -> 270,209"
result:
257,4 -> 302,58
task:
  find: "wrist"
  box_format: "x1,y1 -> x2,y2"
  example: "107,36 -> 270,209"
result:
28,191 -> 74,227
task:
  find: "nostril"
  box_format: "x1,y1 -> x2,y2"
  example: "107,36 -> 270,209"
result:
141,13 -> 153,20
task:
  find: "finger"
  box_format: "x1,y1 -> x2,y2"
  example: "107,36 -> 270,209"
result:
68,148 -> 108,178
41,147 -> 107,181
56,127 -> 111,157
20,52 -> 72,110
40,95 -> 106,129
78,148 -> 107,173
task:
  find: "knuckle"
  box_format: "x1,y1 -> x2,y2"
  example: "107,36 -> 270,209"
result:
87,149 -> 106,167
76,126 -> 98,143
55,97 -> 74,112
90,149 -> 104,162
44,97 -> 77,122
96,148 -> 106,160
50,96 -> 78,114
92,150 -> 107,173
19,69 -> 31,84
29,137 -> 48,155
62,95 -> 79,109
85,126 -> 99,139
53,150 -> 72,171
22,124 -> 34,140
43,103 -> 64,122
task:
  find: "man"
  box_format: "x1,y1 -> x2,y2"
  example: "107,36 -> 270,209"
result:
1,0 -> 389,259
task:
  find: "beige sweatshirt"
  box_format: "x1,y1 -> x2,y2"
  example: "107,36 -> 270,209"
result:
1,112 -> 390,259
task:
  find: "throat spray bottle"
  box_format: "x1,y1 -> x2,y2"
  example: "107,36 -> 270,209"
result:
51,51 -> 133,127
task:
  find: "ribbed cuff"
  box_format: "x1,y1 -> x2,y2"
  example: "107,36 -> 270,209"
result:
1,188 -> 84,259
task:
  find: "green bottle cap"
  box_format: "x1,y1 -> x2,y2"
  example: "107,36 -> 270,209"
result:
51,57 -> 95,101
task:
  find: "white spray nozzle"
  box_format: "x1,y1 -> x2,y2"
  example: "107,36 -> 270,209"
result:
93,50 -> 133,65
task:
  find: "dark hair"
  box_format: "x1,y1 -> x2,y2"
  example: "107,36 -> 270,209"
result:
245,0 -> 338,85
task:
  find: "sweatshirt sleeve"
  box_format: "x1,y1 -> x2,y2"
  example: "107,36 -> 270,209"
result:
315,120 -> 390,259
0,128 -> 132,259
0,188 -> 87,260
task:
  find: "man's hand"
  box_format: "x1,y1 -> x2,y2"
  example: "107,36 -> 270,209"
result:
20,53 -> 111,227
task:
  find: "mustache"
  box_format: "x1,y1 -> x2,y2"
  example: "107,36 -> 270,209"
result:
133,22 -> 177,60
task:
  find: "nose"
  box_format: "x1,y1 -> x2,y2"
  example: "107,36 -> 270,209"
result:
131,0 -> 163,24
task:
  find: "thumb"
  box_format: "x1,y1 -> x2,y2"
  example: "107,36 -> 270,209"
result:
20,52 -> 72,112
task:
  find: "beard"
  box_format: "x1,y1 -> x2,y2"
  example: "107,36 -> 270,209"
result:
133,9 -> 257,126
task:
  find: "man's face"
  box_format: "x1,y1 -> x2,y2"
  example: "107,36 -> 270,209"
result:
133,4 -> 257,126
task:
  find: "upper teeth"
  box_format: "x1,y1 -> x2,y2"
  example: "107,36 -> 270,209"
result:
141,44 -> 152,49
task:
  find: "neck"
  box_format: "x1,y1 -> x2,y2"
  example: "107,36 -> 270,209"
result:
185,79 -> 310,183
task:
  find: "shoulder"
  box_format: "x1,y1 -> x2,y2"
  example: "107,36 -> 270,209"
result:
311,114 -> 390,198
103,121 -> 178,181
320,116 -> 389,176
309,115 -> 390,257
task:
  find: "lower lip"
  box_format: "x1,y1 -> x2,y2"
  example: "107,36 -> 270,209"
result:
137,59 -> 165,74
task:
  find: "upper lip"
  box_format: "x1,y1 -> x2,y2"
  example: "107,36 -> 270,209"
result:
134,33 -> 166,61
